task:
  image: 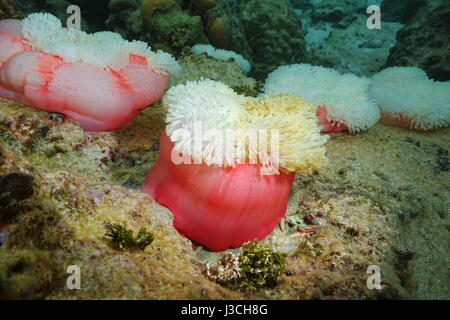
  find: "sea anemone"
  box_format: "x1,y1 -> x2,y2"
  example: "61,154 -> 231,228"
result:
191,44 -> 251,74
141,79 -> 328,251
261,64 -> 380,133
0,13 -> 180,132
370,67 -> 450,130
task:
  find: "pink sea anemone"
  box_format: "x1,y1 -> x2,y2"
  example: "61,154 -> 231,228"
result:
370,67 -> 450,131
141,131 -> 296,251
141,80 -> 328,251
0,14 -> 180,132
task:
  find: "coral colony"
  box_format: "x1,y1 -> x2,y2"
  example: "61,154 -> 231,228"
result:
0,13 -> 180,131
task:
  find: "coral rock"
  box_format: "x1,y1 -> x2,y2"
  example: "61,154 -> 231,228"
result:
238,0 -> 308,79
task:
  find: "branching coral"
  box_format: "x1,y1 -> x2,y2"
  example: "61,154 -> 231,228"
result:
191,0 -> 217,12
141,79 -> 328,251
143,0 -> 208,54
370,67 -> 450,130
262,64 -> 381,133
0,13 -> 180,132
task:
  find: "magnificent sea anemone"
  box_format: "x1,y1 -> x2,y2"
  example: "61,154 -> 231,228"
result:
141,79 -> 328,251
0,13 -> 180,132
370,67 -> 450,130
261,64 -> 380,133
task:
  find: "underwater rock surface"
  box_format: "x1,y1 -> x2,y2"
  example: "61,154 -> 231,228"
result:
238,0 -> 308,79
1,92 -> 448,299
386,0 -> 450,81
309,16 -> 402,76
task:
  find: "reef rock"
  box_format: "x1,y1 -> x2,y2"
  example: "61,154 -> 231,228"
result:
197,0 -> 252,60
309,0 -> 365,29
106,0 -> 145,40
0,42 -> 449,299
174,53 -> 259,96
144,1 -> 208,55
310,16 -> 403,76
238,0 -> 308,79
386,1 -> 450,81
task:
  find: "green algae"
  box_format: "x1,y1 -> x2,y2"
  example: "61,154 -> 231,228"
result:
239,240 -> 286,288
205,240 -> 286,290
105,223 -> 154,251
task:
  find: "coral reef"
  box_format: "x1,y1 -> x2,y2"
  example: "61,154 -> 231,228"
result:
386,1 -> 450,81
106,0 -> 251,59
0,248 -> 59,299
309,0 -> 365,29
141,0 -> 174,26
149,2 -> 208,54
194,0 -> 252,59
106,0 -> 146,40
237,0 -> 308,79
0,0 -> 448,300
173,53 -> 259,95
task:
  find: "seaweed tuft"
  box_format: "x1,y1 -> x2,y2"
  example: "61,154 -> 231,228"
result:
104,223 -> 154,252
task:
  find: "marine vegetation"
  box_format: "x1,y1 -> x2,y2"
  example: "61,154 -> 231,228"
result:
104,223 -> 155,251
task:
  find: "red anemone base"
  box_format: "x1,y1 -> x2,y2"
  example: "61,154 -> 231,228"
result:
141,131 -> 295,251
